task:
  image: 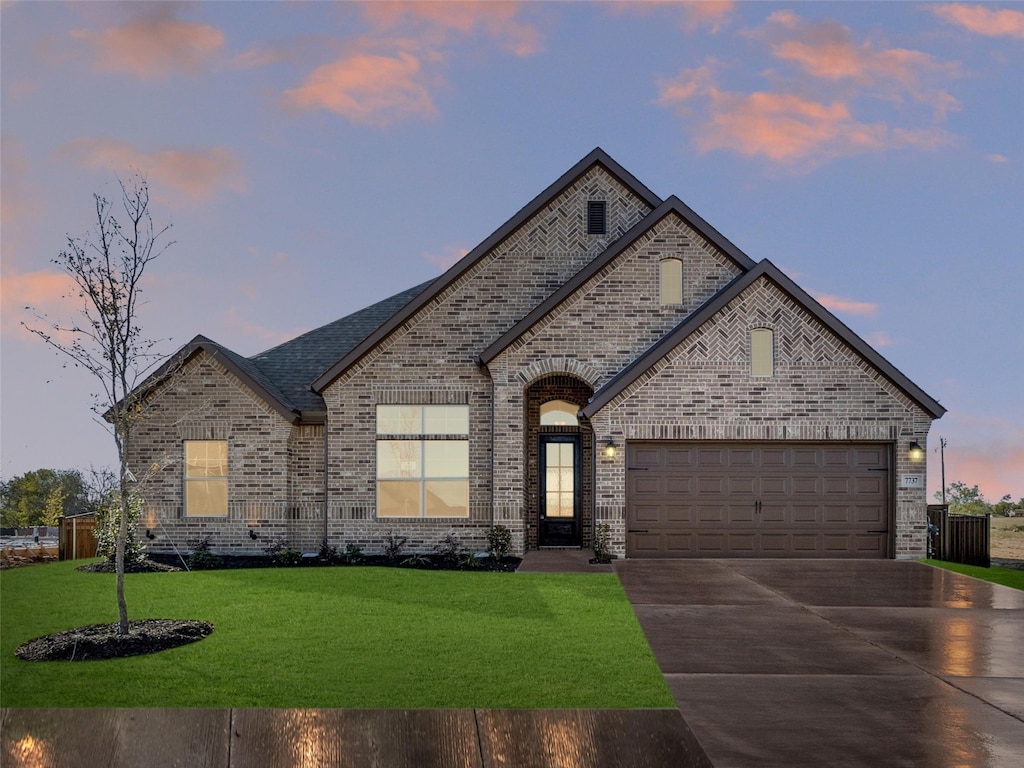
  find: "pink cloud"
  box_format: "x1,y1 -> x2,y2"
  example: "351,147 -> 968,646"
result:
864,331 -> 894,349
69,5 -> 224,79
927,415 -> 1024,502
220,308 -> 308,350
609,1 -> 735,34
1,270 -> 80,342
363,1 -> 541,56
56,138 -> 246,203
0,138 -> 40,259
814,293 -> 879,317
657,49 -> 956,164
763,13 -> 960,118
282,50 -> 439,125
424,245 -> 469,271
931,4 -> 1024,40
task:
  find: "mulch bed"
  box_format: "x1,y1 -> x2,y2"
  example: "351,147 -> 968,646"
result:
15,619 -> 214,662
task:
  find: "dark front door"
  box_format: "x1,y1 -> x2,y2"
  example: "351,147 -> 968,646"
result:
540,435 -> 580,546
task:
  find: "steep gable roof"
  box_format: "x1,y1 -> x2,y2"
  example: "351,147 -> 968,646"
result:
138,334 -> 301,423
249,281 -> 432,416
478,196 -> 757,366
582,260 -> 946,420
131,282 -> 432,424
312,148 -> 663,393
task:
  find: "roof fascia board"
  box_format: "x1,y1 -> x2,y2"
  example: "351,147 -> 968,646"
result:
480,197 -> 757,365
311,148 -> 663,393
584,261 -> 945,419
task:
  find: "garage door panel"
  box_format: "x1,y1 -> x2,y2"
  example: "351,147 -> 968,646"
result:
728,476 -> 756,495
824,477 -> 852,495
631,475 -> 663,496
626,442 -> 890,558
761,476 -> 788,495
697,505 -> 728,523
696,476 -> 726,494
792,448 -> 820,468
853,505 -> 885,524
760,448 -> 789,468
697,448 -> 727,467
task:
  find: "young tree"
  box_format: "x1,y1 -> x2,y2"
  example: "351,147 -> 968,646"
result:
24,175 -> 173,635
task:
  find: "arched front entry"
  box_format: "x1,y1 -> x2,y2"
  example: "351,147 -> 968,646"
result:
524,375 -> 594,549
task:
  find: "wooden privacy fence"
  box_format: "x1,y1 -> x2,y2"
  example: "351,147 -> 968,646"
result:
59,515 -> 98,561
927,504 -> 990,567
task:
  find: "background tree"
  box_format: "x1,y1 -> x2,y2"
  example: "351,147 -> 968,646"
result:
24,175 -> 173,635
0,468 -> 93,528
935,482 -> 1023,517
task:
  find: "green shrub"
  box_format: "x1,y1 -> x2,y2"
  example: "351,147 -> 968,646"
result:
343,543 -> 364,565
435,530 -> 466,566
486,524 -> 512,560
263,539 -> 302,567
186,536 -> 223,571
592,523 -> 612,563
383,530 -> 407,563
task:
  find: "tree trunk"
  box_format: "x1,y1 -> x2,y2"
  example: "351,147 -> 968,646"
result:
115,468 -> 130,635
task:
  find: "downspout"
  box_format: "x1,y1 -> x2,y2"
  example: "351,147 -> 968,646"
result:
474,355 -> 496,527
322,415 -> 330,544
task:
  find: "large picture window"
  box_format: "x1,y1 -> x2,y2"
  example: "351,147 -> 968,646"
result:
184,440 -> 228,517
376,405 -> 469,518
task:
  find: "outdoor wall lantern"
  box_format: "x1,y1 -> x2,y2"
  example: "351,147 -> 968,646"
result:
908,441 -> 925,461
603,438 -> 617,458
248,528 -> 259,540
145,529 -> 156,540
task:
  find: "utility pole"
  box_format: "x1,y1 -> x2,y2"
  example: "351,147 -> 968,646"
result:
940,437 -> 947,504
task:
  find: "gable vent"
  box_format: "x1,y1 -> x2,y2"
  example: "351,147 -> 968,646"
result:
587,200 -> 607,235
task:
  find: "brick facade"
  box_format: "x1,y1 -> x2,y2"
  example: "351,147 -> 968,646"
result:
129,152 -> 940,560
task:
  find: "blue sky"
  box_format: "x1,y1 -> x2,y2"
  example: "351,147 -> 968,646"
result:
2,1 -> 1022,501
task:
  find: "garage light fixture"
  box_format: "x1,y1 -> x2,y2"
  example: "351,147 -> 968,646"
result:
603,438 -> 617,458
908,441 -> 924,461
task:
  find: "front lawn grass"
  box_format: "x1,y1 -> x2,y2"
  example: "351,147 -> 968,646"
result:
0,561 -> 673,708
922,559 -> 1024,591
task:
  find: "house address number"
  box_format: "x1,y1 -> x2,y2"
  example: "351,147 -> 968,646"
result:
900,474 -> 924,489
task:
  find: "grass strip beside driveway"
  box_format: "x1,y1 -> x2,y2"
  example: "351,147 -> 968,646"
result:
1,561 -> 673,708
922,559 -> 1024,591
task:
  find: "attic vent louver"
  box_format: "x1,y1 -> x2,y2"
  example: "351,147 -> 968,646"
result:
587,200 -> 607,235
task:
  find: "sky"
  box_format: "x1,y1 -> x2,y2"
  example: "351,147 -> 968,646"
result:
1,1 -> 1022,503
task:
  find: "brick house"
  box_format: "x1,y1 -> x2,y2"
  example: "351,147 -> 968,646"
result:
130,149 -> 944,559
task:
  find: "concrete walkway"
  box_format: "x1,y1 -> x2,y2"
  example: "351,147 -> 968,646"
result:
615,559 -> 1024,767
516,547 -> 613,573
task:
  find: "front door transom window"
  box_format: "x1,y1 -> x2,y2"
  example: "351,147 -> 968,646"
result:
540,400 -> 579,426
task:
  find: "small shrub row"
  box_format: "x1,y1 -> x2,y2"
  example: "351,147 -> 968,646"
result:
150,525 -> 520,573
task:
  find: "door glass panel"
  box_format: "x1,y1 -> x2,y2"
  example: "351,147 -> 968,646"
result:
544,442 -> 575,518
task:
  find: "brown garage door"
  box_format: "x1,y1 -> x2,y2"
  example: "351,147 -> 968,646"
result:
626,442 -> 891,558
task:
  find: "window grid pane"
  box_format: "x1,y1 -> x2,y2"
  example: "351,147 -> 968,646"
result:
375,406 -> 469,518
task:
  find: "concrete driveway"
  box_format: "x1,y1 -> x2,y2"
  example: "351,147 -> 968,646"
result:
615,559 -> 1024,768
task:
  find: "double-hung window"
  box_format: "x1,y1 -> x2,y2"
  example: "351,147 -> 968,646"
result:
184,440 -> 228,517
376,405 -> 469,518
